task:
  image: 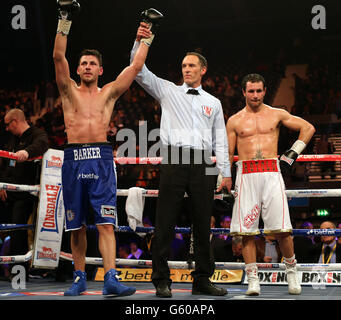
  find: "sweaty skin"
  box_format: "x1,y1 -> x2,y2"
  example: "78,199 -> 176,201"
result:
53,22 -> 152,144
61,69 -> 117,143
226,81 -> 315,165
52,22 -> 151,273
226,80 -> 315,267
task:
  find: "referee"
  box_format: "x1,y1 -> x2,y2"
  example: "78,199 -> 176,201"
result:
131,22 -> 232,297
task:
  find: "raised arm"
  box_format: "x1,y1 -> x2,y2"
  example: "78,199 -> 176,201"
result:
53,0 -> 80,96
106,23 -> 152,100
107,9 -> 163,100
53,33 -> 71,95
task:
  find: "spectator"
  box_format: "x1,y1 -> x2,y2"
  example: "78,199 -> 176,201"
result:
293,221 -> 316,262
170,231 -> 188,261
44,82 -> 56,110
231,236 -> 244,262
37,81 -> 46,114
118,244 -> 131,259
309,221 -> 341,263
217,215 -> 232,242
128,241 -> 149,260
210,216 -> 231,262
33,84 -> 41,116
0,108 -> 49,276
135,169 -> 147,187
256,235 -> 282,263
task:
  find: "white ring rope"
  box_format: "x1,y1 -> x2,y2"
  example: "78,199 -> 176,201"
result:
1,250 -> 340,272
0,182 -> 40,195
1,182 -> 341,198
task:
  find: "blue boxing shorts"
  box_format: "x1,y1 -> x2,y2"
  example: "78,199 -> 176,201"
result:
62,142 -> 118,231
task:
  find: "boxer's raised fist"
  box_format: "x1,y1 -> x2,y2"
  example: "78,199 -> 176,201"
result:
140,8 -> 163,34
57,0 -> 80,20
139,8 -> 163,46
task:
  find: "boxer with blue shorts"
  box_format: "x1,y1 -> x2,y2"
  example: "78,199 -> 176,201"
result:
62,143 -> 118,231
53,0 -> 155,296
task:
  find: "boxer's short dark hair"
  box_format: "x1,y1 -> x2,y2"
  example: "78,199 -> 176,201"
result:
78,49 -> 103,66
241,73 -> 266,91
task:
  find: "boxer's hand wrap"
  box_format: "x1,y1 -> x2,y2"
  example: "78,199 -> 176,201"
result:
140,8 -> 163,46
141,34 -> 155,47
280,140 -> 306,175
56,0 -> 80,35
57,19 -> 72,36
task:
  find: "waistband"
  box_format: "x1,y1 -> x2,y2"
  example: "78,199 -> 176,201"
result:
240,159 -> 278,174
64,142 -> 113,161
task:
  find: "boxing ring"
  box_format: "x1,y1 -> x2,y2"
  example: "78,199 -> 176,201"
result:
1,149 -> 341,302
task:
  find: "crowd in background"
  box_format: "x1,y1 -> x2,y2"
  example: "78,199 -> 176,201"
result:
0,44 -> 341,281
292,56 -> 341,117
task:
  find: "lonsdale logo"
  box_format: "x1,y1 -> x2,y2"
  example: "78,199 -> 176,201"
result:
40,184 -> 61,233
46,155 -> 62,168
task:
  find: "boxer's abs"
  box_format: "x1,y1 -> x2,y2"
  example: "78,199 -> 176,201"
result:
63,107 -> 111,143
237,133 -> 279,161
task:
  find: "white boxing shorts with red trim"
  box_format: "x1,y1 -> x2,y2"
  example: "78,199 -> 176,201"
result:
230,159 -> 292,236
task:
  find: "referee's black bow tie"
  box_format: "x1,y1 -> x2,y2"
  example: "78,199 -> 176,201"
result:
187,89 -> 199,95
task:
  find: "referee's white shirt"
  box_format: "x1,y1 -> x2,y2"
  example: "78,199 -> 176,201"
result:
130,41 -> 231,178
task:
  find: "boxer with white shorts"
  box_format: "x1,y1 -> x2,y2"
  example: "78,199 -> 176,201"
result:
226,73 -> 315,296
230,159 -> 292,236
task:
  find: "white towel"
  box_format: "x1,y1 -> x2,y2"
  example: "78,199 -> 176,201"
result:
125,187 -> 145,232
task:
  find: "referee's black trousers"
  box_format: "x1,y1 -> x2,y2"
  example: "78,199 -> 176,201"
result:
151,146 -> 216,288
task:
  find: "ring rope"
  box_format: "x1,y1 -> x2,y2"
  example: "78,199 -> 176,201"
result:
116,188 -> 341,198
0,150 -> 42,161
1,223 -> 341,237
1,150 -> 340,163
0,182 -> 40,194
114,154 -> 341,164
0,224 -> 35,231
1,182 -> 341,198
1,249 -> 340,272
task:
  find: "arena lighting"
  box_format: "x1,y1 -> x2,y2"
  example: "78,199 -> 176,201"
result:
316,209 -> 330,217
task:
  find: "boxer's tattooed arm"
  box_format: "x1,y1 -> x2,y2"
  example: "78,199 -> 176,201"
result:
252,149 -> 265,160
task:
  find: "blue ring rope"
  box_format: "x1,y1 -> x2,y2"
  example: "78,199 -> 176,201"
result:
1,223 -> 340,237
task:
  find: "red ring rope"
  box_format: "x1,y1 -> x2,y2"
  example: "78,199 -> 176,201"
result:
0,150 -> 340,163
